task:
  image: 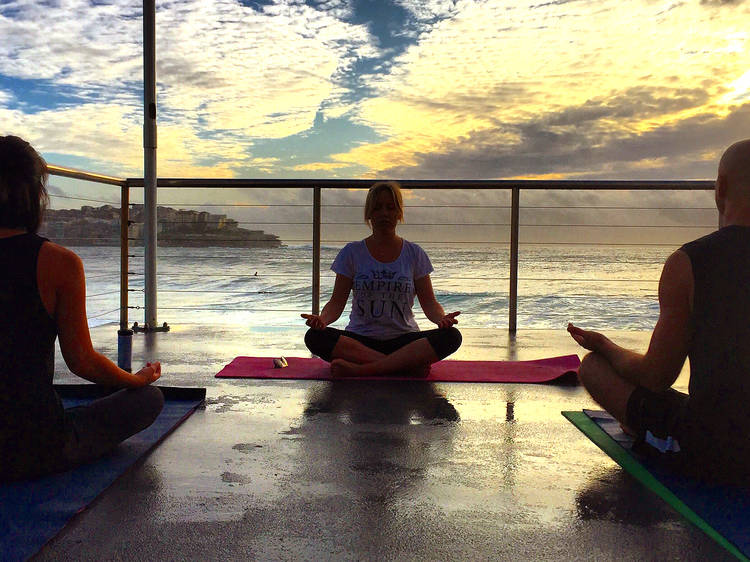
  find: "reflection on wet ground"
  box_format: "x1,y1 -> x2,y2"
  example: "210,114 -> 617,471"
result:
37,325 -> 735,561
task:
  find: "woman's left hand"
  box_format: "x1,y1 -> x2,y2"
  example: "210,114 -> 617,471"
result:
437,311 -> 461,329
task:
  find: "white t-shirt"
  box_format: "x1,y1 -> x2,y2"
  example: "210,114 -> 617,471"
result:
331,239 -> 433,339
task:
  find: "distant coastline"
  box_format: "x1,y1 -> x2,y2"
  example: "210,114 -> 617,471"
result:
40,204 -> 282,248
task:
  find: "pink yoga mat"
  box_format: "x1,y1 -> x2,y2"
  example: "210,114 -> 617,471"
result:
215,355 -> 580,383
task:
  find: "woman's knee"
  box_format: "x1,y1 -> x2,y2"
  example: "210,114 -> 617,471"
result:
305,327 -> 338,361
430,327 -> 462,359
578,352 -> 610,388
304,328 -> 325,353
444,327 -> 462,355
131,385 -> 164,426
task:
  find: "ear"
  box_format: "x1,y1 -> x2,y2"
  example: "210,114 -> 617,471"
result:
715,173 -> 727,214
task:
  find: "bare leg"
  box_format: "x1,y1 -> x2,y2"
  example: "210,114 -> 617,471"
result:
331,337 -> 439,378
331,335 -> 386,364
578,352 -> 636,428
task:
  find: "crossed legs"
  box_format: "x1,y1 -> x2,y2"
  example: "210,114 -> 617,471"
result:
330,335 -> 439,377
305,327 -> 462,378
577,351 -> 636,428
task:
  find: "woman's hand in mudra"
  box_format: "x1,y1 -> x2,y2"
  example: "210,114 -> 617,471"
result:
134,362 -> 161,385
301,313 -> 326,330
437,311 -> 460,329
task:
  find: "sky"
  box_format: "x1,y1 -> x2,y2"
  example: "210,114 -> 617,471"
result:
1,0 -> 747,242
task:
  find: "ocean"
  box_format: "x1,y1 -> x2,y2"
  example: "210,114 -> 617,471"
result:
78,243 -> 670,331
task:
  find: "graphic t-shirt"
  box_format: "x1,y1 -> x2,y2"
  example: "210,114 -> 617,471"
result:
331,239 -> 433,339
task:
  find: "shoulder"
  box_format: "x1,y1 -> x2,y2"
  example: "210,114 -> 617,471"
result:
659,250 -> 693,304
39,242 -> 84,281
337,240 -> 364,257
402,239 -> 428,256
663,249 -> 692,277
680,228 -> 735,256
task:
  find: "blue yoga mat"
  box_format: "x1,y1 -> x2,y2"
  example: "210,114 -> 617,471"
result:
0,384 -> 205,562
564,409 -> 750,561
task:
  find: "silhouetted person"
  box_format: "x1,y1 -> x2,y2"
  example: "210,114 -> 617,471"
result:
569,139 -> 750,482
0,136 -> 164,481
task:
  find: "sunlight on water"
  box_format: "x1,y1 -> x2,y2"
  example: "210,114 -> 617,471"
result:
77,244 -> 673,331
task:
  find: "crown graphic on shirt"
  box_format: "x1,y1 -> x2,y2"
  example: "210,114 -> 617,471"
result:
372,269 -> 396,280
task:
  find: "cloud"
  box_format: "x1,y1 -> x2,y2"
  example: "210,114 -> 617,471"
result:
0,0 -> 142,85
320,0 -> 748,179
0,0 -> 380,173
2,0 -> 749,184
373,101 -> 750,180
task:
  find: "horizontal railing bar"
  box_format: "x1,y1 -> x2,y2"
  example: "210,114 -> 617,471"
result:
48,165 -> 126,187
124,178 -> 714,190
50,194 -> 119,205
519,224 -> 714,228
130,203 -> 715,210
131,220 -> 716,228
87,307 -> 121,319
121,305 -> 634,317
125,238 -> 689,245
521,206 -> 715,210
88,291 -> 117,297
124,278 -> 657,292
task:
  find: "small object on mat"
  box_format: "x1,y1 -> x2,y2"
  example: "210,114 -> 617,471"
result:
563,409 -> 750,561
272,356 -> 288,368
0,384 -> 205,561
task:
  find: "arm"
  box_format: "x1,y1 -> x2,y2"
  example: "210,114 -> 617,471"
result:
301,274 -> 352,330
43,244 -> 160,387
568,250 -> 692,391
415,275 -> 460,328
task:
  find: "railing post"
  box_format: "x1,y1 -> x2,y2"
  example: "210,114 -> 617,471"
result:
120,181 -> 130,330
142,0 -> 164,331
312,187 -> 321,315
117,181 -> 133,371
509,187 -> 520,333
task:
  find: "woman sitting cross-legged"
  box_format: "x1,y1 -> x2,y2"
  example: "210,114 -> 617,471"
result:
0,135 -> 164,482
301,181 -> 462,378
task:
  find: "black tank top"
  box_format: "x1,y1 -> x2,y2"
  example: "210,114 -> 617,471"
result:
681,225 -> 750,439
0,233 -> 65,479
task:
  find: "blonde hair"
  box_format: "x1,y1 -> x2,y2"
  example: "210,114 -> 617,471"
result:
364,181 -> 404,226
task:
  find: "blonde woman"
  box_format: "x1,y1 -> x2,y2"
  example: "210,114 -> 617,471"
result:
302,181 -> 461,377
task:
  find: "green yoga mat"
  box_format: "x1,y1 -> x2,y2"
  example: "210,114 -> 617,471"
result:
563,410 -> 750,562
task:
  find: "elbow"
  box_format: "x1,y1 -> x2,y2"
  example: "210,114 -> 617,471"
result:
642,371 -> 680,393
62,346 -> 99,379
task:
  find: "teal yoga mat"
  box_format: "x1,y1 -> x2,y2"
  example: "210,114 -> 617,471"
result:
563,409 -> 750,561
0,384 -> 205,562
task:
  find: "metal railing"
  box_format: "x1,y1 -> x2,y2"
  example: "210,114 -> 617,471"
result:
47,164 -> 715,334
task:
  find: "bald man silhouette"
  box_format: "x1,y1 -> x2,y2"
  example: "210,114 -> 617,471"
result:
569,139 -> 750,482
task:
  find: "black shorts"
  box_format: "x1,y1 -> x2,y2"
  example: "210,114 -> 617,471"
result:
625,386 -> 750,482
625,386 -> 689,454
304,326 -> 462,363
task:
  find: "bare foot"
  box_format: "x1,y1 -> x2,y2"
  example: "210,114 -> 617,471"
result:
330,358 -> 362,378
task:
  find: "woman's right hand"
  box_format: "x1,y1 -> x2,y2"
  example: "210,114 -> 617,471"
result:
134,361 -> 161,385
301,314 -> 326,330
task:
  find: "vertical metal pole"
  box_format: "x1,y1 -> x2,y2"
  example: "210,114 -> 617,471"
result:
509,187 -> 520,333
120,182 -> 130,331
312,187 -> 321,315
143,0 -> 157,328
117,181 -> 133,371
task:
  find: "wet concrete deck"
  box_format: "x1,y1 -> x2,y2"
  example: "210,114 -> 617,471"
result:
40,325 -> 733,561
